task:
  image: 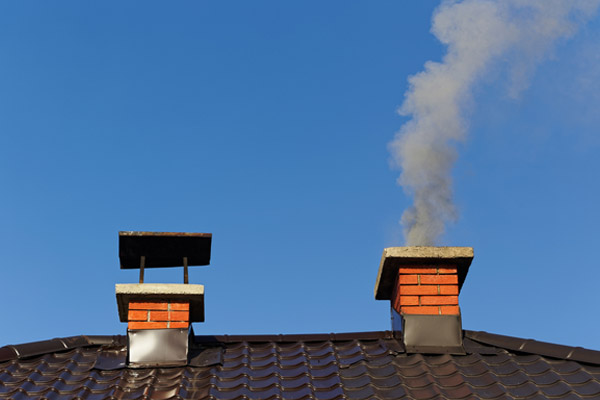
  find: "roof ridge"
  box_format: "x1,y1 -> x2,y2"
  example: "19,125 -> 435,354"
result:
0,332 -> 399,362
3,330 -> 599,365
192,331 -> 398,344
0,335 -> 126,362
465,330 -> 600,365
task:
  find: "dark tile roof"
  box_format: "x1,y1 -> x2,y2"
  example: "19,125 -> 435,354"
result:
1,330 -> 599,399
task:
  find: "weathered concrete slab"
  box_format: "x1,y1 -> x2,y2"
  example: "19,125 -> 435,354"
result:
381,247 -> 473,260
116,283 -> 205,323
374,247 -> 474,300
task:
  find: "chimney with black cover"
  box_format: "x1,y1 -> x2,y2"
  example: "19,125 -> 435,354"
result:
115,231 -> 212,367
374,247 -> 473,354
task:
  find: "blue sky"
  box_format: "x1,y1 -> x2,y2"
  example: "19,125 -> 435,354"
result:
1,1 -> 599,351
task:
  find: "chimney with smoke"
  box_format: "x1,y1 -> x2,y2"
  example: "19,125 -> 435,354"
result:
375,246 -> 473,353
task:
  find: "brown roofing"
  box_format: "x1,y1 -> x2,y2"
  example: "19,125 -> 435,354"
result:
1,330 -> 599,399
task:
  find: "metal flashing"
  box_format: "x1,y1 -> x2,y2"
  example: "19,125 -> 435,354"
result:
128,328 -> 190,367
402,314 -> 465,354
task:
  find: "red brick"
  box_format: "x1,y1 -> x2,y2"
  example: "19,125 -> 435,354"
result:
398,275 -> 418,284
127,310 -> 148,321
420,296 -> 458,306
129,302 -> 168,310
398,296 -> 419,306
441,306 -> 460,315
439,285 -> 459,295
170,303 -> 189,311
128,321 -> 168,330
149,311 -> 169,321
399,285 -> 438,295
438,267 -> 457,274
170,311 -> 189,321
398,268 -> 437,274
401,306 -> 439,315
420,275 -> 458,285
169,322 -> 189,328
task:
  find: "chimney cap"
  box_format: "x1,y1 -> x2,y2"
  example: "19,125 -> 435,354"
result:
119,231 -> 212,269
374,246 -> 474,300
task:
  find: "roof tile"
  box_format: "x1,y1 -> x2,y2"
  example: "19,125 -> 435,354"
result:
571,380 -> 600,397
344,384 -> 378,400
464,382 -> 508,399
0,331 -> 599,399
538,380 -> 574,397
561,369 -> 596,385
503,381 -> 540,398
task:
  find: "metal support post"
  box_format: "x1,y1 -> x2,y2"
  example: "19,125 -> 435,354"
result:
139,255 -> 145,284
183,256 -> 188,284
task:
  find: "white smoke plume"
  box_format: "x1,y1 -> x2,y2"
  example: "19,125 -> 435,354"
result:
390,0 -> 600,246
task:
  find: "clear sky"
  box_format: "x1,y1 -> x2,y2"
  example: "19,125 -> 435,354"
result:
1,1 -> 599,351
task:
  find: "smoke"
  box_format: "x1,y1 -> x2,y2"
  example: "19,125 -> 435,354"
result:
390,0 -> 600,246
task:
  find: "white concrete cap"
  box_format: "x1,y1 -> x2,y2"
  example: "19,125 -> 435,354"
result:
115,283 -> 205,323
374,247 -> 474,300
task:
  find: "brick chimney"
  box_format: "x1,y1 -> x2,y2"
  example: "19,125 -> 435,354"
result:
127,301 -> 190,330
115,231 -> 211,367
374,247 -> 473,353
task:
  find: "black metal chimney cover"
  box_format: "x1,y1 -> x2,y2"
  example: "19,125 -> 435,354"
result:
119,231 -> 212,269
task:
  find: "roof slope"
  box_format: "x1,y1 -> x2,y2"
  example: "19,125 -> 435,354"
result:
1,331 -> 599,399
